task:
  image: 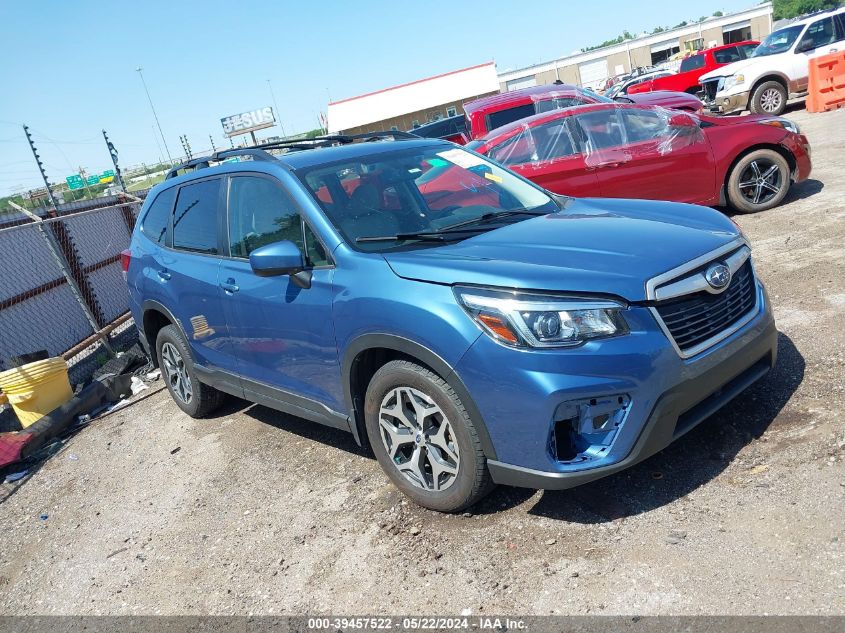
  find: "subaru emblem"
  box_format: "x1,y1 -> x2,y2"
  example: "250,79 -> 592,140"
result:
705,263 -> 731,290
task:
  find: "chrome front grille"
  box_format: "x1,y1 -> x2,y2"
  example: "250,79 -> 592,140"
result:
648,243 -> 760,358
655,260 -> 756,353
701,78 -> 721,103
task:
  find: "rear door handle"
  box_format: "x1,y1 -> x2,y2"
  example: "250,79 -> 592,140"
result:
220,278 -> 239,293
157,269 -> 171,280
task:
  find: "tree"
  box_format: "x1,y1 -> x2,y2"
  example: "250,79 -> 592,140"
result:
773,0 -> 842,19
674,20 -> 689,27
712,10 -> 724,16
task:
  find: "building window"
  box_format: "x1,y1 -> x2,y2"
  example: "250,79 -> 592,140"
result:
685,38 -> 704,52
446,106 -> 457,117
390,126 -> 398,131
411,120 -> 420,128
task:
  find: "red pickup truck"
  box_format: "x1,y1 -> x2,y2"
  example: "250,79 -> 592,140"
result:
627,40 -> 759,95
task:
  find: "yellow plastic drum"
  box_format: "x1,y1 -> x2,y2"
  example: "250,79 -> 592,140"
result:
0,357 -> 73,428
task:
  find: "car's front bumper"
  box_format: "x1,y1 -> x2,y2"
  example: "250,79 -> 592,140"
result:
455,282 -> 777,489
704,90 -> 749,114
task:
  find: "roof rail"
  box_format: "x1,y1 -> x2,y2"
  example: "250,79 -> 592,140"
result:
164,148 -> 275,180
164,131 -> 421,180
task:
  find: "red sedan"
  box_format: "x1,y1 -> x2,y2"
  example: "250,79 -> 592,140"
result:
467,103 -> 811,214
462,83 -> 702,141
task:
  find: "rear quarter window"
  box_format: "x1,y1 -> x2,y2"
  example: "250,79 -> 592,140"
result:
140,187 -> 176,245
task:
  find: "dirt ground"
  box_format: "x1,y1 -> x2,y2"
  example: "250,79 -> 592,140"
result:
1,107 -> 844,617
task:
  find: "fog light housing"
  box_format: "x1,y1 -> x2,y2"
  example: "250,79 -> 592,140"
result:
551,394 -> 631,463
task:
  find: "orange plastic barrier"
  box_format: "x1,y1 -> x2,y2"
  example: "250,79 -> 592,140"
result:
807,51 -> 845,113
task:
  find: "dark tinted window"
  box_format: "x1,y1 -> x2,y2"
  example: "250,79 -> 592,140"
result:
799,17 -> 837,50
680,54 -> 706,72
713,48 -> 742,64
738,43 -> 759,58
535,97 -> 587,113
141,187 -> 175,244
228,176 -> 304,259
172,179 -> 220,254
486,103 -> 536,132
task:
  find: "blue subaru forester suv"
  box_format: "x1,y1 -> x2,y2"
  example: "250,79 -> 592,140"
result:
125,135 -> 777,512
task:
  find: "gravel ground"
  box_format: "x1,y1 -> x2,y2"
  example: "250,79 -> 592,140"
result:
1,107 -> 843,617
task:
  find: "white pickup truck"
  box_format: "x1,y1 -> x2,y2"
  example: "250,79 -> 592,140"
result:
700,7 -> 845,115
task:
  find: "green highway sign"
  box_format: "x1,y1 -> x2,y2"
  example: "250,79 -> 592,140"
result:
66,174 -> 85,190
102,169 -> 114,177
86,175 -> 100,186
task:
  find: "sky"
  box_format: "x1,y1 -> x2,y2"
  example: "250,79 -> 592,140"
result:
0,0 -> 756,196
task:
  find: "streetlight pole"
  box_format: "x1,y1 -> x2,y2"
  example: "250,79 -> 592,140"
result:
267,79 -> 287,139
136,67 -> 173,164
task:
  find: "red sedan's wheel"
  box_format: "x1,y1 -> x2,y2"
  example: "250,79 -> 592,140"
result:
727,149 -> 791,214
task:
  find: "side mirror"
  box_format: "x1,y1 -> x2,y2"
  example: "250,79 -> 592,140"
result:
795,40 -> 814,54
249,241 -> 304,277
668,113 -> 696,128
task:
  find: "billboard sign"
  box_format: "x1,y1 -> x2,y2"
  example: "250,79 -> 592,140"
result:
221,107 -> 275,138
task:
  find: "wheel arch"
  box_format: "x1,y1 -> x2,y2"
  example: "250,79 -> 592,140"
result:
342,334 -> 497,460
140,300 -> 189,367
750,74 -> 789,98
722,142 -> 797,194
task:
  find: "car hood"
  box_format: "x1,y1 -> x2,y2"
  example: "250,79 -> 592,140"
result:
700,57 -> 766,81
628,91 -> 701,110
382,198 -> 741,302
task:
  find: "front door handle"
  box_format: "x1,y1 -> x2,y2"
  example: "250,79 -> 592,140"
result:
220,278 -> 239,293
157,269 -> 171,280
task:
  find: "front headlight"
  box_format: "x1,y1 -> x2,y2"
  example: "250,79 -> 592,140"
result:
723,74 -> 745,90
454,286 -> 628,348
759,118 -> 801,134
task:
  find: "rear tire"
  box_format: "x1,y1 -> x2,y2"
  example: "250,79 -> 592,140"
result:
727,149 -> 791,214
749,80 -> 787,115
364,360 -> 494,513
156,324 -> 225,418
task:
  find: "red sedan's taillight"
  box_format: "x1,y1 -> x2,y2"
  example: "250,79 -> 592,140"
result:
120,249 -> 131,281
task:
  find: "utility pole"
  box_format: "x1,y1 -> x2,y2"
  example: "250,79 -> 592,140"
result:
209,134 -> 217,152
79,166 -> 95,200
102,129 -> 126,192
266,79 -> 287,139
22,124 -> 59,209
136,67 -> 173,163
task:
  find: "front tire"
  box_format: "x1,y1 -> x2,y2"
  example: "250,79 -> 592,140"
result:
749,80 -> 787,115
727,149 -> 791,214
364,360 -> 494,512
156,324 -> 225,418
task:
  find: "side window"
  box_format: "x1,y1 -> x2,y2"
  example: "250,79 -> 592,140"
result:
489,129 -> 537,166
303,224 -> 330,267
535,97 -> 585,114
836,13 -> 845,41
679,54 -> 706,72
739,43 -> 759,58
572,110 -> 626,150
140,186 -> 176,245
228,176 -> 303,259
533,120 -> 577,161
798,17 -> 836,51
620,109 -> 671,143
713,48 -> 742,64
172,179 -> 220,254
486,103 -> 536,132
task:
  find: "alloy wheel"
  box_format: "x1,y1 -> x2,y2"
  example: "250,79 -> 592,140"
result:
738,159 -> 783,207
161,342 -> 193,404
378,387 -> 460,492
760,88 -> 783,113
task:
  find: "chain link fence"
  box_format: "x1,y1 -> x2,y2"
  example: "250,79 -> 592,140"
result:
0,199 -> 143,385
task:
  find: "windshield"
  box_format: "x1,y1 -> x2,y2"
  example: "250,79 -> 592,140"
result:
752,25 -> 803,56
298,145 -> 557,252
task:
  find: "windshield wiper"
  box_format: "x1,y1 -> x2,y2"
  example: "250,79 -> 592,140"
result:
356,208 -> 551,244
437,208 -> 549,232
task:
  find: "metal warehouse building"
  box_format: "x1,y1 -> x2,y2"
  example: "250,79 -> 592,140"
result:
327,3 -> 773,135
499,3 -> 773,92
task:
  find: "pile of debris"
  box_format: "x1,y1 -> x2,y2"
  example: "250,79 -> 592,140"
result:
0,345 -> 159,483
